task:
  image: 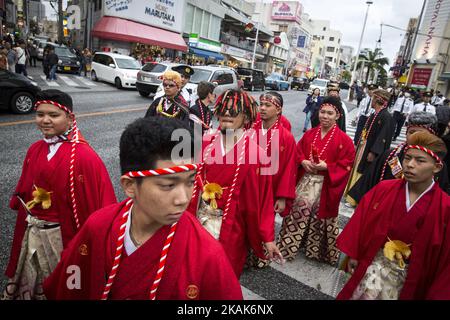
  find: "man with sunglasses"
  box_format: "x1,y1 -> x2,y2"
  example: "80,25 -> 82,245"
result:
145,71 -> 192,130
154,65 -> 196,106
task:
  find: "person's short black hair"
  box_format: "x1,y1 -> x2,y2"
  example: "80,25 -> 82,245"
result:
321,96 -> 342,111
264,91 -> 284,107
120,117 -> 194,175
197,81 -> 215,100
36,89 -> 73,112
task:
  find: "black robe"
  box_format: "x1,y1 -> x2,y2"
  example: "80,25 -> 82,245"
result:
310,101 -> 346,133
190,99 -> 213,134
357,108 -> 395,173
145,94 -> 192,130
349,144 -> 450,203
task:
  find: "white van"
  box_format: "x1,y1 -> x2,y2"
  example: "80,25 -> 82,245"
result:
91,52 -> 141,89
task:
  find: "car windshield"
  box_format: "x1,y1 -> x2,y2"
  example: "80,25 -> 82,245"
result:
311,79 -> 328,87
190,69 -> 212,84
237,69 -> 251,76
142,63 -> 167,73
54,47 -> 76,58
116,58 -> 141,70
267,74 -> 282,80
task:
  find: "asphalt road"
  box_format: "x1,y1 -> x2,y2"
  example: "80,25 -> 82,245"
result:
0,73 -> 365,298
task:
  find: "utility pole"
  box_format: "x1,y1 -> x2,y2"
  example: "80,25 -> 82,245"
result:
347,0 -> 373,100
58,0 -> 63,44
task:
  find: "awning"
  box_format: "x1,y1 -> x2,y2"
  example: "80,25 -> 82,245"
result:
190,47 -> 224,60
92,16 -> 187,52
228,55 -> 251,64
438,72 -> 450,81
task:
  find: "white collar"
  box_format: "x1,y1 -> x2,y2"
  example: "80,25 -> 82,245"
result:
124,205 -> 138,256
220,131 -> 245,156
405,181 -> 435,212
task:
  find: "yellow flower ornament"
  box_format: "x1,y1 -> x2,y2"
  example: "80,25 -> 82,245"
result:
26,185 -> 52,210
383,238 -> 411,269
202,183 -> 223,210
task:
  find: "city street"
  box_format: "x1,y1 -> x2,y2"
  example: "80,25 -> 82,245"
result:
0,67 -> 408,299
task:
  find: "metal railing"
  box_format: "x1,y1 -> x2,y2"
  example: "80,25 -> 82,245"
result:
220,32 -> 268,55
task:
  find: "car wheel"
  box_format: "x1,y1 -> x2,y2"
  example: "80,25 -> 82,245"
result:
10,92 -> 34,114
91,70 -> 98,81
139,90 -> 150,97
115,77 -> 123,89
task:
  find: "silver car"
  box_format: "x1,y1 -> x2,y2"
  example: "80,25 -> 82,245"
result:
136,62 -> 184,97
185,65 -> 241,100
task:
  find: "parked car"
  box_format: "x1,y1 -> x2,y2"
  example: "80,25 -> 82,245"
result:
290,77 -> 310,91
91,52 -> 141,89
154,65 -> 241,102
136,62 -> 184,97
46,43 -> 82,74
0,69 -> 41,114
187,65 -> 240,99
236,67 -> 265,91
265,73 -> 289,91
339,82 -> 350,90
308,78 -> 330,96
37,41 -> 48,60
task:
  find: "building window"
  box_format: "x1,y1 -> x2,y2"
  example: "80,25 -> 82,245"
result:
338,38 -> 341,44
279,25 -> 288,32
327,46 -> 335,52
210,15 -> 221,41
193,7 -> 202,34
329,37 -> 334,42
184,4 -> 195,34
202,12 -> 211,38
321,36 -> 324,40
323,27 -> 326,31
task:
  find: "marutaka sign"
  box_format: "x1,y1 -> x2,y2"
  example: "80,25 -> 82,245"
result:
104,0 -> 184,33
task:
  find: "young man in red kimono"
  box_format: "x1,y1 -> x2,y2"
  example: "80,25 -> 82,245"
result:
3,89 -> 116,300
277,96 -> 355,265
253,91 -> 297,216
43,117 -> 242,300
188,89 -> 283,277
246,92 -> 297,268
337,131 -> 450,300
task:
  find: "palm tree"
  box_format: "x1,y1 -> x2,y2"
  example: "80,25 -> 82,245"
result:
354,48 -> 390,84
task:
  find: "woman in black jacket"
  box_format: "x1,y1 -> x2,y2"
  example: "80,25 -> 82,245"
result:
302,88 -> 322,132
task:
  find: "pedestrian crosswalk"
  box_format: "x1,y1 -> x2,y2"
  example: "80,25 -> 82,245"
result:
345,122 -> 407,149
34,74 -> 111,89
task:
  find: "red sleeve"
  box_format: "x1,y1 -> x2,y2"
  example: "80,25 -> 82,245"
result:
257,168 -> 275,243
74,144 -> 117,226
325,133 -> 355,188
241,163 -> 275,258
274,130 -> 297,201
9,143 -> 37,210
43,219 -> 98,300
200,243 -> 243,300
336,185 -> 379,260
296,131 -> 310,165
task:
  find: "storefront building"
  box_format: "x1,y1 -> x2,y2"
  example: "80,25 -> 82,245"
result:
183,0 -> 226,65
85,0 -> 188,59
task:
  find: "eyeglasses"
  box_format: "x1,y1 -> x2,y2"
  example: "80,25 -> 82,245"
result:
163,83 -> 177,88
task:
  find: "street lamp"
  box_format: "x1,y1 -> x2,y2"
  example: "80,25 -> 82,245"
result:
347,0 -> 373,100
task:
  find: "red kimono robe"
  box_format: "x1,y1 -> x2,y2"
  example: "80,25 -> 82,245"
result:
188,132 -> 275,276
43,201 -> 242,300
296,126 -> 355,219
5,140 -> 117,278
255,113 -> 292,132
252,120 -> 297,217
337,179 -> 450,300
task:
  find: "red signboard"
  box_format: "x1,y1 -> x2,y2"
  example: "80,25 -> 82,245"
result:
410,67 -> 433,88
